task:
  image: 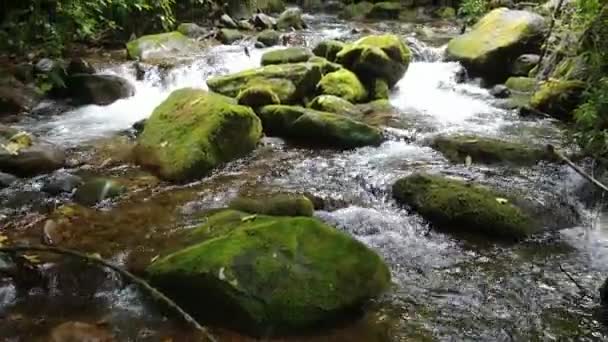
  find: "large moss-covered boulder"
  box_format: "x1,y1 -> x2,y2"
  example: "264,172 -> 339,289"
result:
126,32 -> 195,61
0,126 -> 65,177
229,193 -> 314,216
134,89 -> 262,181
317,69 -> 368,103
258,105 -> 383,148
261,47 -> 313,66
277,8 -> 306,30
207,62 -> 326,104
336,34 -> 411,88
530,79 -> 585,121
505,76 -> 536,93
392,173 -> 536,240
146,210 -> 390,334
446,8 -> 546,81
308,95 -> 359,117
236,86 -> 281,107
366,2 -> 401,20
256,30 -> 281,47
429,135 -> 555,166
313,40 -> 345,62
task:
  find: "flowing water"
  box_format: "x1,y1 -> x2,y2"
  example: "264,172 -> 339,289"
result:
2,14 -> 608,341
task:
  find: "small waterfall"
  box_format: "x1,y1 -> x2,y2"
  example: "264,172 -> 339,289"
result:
405,36 -> 445,62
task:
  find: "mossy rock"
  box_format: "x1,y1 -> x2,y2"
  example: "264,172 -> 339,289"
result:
505,76 -> 537,93
370,78 -> 390,100
308,95 -> 360,117
74,178 -> 125,206
307,56 -> 342,73
126,32 -> 195,61
392,173 -> 536,240
257,0 -> 286,13
229,193 -> 314,217
236,86 -> 281,107
207,62 -> 326,104
261,47 -> 313,66
227,0 -> 256,19
177,23 -> 207,38
530,79 -> 585,121
277,8 -> 306,30
218,29 -> 243,44
317,69 -> 368,103
366,2 -> 401,20
429,135 -> 556,166
0,126 -> 65,177
256,30 -> 281,47
336,34 -> 411,88
340,2 -> 374,19
257,105 -> 309,136
446,8 -> 546,82
146,210 -> 391,334
511,54 -> 540,77
312,40 -> 345,63
134,88 -> 262,181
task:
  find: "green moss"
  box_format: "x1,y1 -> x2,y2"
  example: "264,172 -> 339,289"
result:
340,2 -> 374,19
308,95 -> 359,117
236,86 -> 281,107
147,211 -> 391,333
317,69 -> 368,103
430,135 -> 556,166
256,30 -> 281,47
312,40 -> 345,62
530,79 -> 585,121
135,88 -> 262,181
505,76 -> 537,93
261,47 -> 313,66
308,56 -> 342,73
126,32 -> 192,61
257,105 -> 308,135
336,34 -> 411,88
370,78 -> 390,100
218,29 -> 243,44
229,193 -> 314,217
392,173 -> 536,240
276,8 -> 305,30
366,2 -> 401,20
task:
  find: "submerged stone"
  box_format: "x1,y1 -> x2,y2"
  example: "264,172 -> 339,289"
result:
74,178 -> 125,206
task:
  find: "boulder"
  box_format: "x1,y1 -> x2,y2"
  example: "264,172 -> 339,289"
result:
312,40 -> 345,63
229,193 -> 314,216
252,13 -> 277,30
340,2 -> 374,19
366,2 -> 401,20
277,8 -> 306,30
505,76 -> 537,93
489,84 -> 511,98
207,62 -> 327,104
219,14 -> 239,29
429,135 -> 556,166
336,34 -> 411,88
42,172 -> 83,195
146,210 -> 390,334
0,78 -> 40,117
126,32 -> 195,61
512,54 -> 540,76
392,173 -> 536,240
66,58 -> 96,75
370,78 -> 390,100
0,126 -> 65,176
530,79 -> 585,120
218,29 -> 243,45
177,23 -> 207,38
74,178 -> 125,206
256,30 -> 281,47
236,86 -> 281,107
134,88 -> 262,181
446,8 -> 546,81
261,47 -> 313,66
436,6 -> 456,19
308,95 -> 359,117
62,74 -> 134,106
317,69 -> 368,103
0,172 -> 17,189
227,0 -> 256,19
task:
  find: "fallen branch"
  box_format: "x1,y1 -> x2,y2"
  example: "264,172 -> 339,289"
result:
0,245 -> 217,342
547,145 -> 608,193
559,263 -> 595,300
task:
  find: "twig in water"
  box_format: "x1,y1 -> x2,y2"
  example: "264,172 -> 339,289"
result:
547,145 -> 608,193
0,245 -> 217,342
559,263 -> 595,300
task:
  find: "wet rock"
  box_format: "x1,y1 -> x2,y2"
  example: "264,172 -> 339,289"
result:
219,14 -> 238,29
317,69 -> 368,103
370,78 -> 389,100
340,2 -> 374,19
35,58 -> 59,73
0,126 -> 65,176
2,190 -> 50,210
392,173 -> 537,241
276,8 -> 306,30
66,58 -> 96,75
0,77 -> 40,117
238,20 -> 255,31
505,76 -> 536,93
207,61 -> 327,104
312,40 -> 345,63
74,178 -> 125,205
177,22 -> 207,38
41,172 -> 83,195
256,30 -> 281,47
366,2 -> 401,20
261,47 -> 313,66
50,321 -> 114,342
134,89 -> 262,181
530,79 -> 585,120
446,8 -> 546,82
237,86 -> 281,108
126,32 -> 196,61
132,119 -> 147,135
336,34 -> 411,88
429,134 -> 556,166
308,95 -> 359,117
512,54 -> 540,77
147,209 -> 390,334
217,28 -> 243,45
0,172 -> 17,188
252,13 -> 277,30
258,105 -> 383,148
489,84 -> 511,98
229,193 -> 314,216
62,74 -> 134,106
227,0 -> 256,19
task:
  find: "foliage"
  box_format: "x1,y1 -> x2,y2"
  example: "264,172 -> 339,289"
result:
458,0 -> 488,25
